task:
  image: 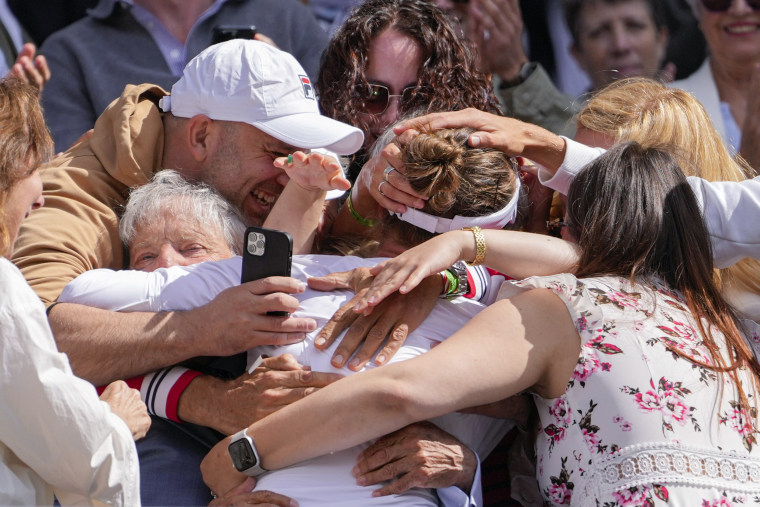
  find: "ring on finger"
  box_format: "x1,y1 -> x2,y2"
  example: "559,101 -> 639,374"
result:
378,180 -> 388,197
383,166 -> 394,182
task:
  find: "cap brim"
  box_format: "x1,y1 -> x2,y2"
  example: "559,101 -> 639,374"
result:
251,113 -> 364,155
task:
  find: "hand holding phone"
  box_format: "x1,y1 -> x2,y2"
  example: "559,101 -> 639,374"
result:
242,227 -> 293,316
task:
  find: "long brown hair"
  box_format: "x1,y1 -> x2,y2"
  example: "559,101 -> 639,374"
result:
0,78 -> 52,256
569,142 -> 760,422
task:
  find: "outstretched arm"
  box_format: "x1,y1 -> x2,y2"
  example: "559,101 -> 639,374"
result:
394,109 -> 568,170
201,287 -> 580,496
351,229 -> 579,312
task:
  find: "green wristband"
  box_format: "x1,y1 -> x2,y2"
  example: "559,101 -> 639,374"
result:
346,190 -> 377,228
440,269 -> 460,300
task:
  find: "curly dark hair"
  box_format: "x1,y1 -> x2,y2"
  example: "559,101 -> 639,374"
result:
317,0 -> 501,165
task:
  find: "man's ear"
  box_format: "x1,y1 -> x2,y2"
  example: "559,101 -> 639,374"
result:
185,115 -> 219,162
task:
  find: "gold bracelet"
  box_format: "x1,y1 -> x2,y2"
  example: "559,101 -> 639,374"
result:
462,226 -> 486,266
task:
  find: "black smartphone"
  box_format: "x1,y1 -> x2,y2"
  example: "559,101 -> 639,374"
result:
242,226 -> 293,315
211,25 -> 257,45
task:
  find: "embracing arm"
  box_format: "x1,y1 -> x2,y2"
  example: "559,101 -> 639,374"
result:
51,273 -> 317,384
353,229 -> 579,312
202,288 -> 580,495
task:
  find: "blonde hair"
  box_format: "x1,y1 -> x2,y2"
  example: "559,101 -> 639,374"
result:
577,77 -> 760,296
0,78 -> 53,256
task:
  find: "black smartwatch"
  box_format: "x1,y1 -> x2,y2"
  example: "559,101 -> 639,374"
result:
228,428 -> 268,477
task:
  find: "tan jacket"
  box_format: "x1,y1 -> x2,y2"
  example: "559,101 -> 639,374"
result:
12,83 -> 168,306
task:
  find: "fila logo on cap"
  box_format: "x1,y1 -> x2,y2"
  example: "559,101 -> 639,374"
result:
299,75 -> 315,100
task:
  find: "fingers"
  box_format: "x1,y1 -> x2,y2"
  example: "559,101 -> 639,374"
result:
394,108 -> 487,135
211,490 -> 297,507
253,32 -> 279,49
314,292 -> 363,350
307,267 -> 373,292
332,292 -> 414,369
9,44 -> 50,92
257,353 -> 304,372
242,276 -> 306,296
357,267 -> 425,311
99,379 -> 120,399
274,151 -> 348,192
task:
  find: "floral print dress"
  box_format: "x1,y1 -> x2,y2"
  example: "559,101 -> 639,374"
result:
502,274 -> 760,506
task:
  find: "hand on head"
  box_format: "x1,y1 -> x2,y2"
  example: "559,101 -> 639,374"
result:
394,109 -> 567,169
355,140 -> 427,216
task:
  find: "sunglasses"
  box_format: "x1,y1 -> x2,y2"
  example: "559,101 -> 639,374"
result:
700,0 -> 760,12
360,83 -> 419,116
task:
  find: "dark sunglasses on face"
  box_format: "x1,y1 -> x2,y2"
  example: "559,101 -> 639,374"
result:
700,0 -> 760,12
361,83 -> 419,116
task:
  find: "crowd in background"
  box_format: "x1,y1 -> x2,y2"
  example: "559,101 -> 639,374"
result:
1,0 -> 760,506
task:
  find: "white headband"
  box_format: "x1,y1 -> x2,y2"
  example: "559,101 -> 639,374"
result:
391,173 -> 522,233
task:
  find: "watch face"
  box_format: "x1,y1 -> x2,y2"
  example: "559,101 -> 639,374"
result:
229,438 -> 258,472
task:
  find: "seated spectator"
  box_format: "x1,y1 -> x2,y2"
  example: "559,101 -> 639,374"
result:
11,38 -> 363,506
202,141 -> 760,505
0,77 -> 150,506
39,0 -> 328,151
61,125 -> 532,505
672,0 -> 760,170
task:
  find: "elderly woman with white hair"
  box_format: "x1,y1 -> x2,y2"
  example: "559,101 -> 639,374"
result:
672,0 -> 760,170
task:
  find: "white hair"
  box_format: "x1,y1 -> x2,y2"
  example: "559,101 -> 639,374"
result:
120,169 -> 246,255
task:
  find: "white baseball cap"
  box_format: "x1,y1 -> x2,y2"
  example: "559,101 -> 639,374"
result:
159,39 -> 364,155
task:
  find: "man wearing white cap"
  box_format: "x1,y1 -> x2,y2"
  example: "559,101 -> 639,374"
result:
11,39 -> 363,505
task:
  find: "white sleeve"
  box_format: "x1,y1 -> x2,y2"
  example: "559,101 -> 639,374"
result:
532,139 -> 760,268
59,257 -> 243,312
536,137 -> 605,195
436,457 -> 482,507
0,261 -> 139,505
688,176 -> 760,268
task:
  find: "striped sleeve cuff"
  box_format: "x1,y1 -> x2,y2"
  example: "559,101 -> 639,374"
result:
140,367 -> 203,422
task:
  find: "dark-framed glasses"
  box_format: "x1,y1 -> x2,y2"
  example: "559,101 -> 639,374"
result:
700,0 -> 760,12
360,83 -> 418,116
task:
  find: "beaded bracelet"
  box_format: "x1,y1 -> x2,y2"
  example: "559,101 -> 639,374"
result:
346,190 -> 377,227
